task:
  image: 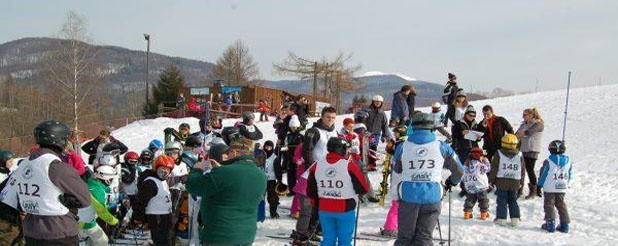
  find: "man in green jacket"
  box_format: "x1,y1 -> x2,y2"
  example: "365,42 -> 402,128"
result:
186,138 -> 267,245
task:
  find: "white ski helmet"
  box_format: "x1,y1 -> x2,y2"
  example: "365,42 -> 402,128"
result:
372,95 -> 384,102
289,115 -> 301,128
165,141 -> 183,154
94,165 -> 117,184
432,102 -> 441,108
98,153 -> 117,166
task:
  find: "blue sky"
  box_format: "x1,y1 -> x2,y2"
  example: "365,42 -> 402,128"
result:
2,0 -> 616,92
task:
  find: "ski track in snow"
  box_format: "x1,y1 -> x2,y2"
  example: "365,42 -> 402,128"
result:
96,84 -> 618,245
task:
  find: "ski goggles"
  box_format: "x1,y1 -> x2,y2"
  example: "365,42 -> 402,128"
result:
127,159 -> 139,165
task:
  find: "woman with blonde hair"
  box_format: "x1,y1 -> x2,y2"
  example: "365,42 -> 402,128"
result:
452,92 -> 469,123
516,108 -> 545,199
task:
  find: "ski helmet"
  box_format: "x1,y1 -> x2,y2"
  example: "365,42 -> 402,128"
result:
455,88 -> 467,98
372,95 -> 384,102
124,151 -> 139,166
327,137 -> 351,156
181,150 -> 199,168
275,183 -> 289,196
0,150 -> 16,174
393,125 -> 408,137
469,147 -> 484,160
242,111 -> 255,124
185,135 -> 202,149
179,123 -> 190,131
548,140 -> 566,155
289,115 -> 301,128
98,153 -> 117,167
140,149 -> 154,164
153,155 -> 175,171
94,165 -> 117,185
354,110 -> 369,123
221,127 -> 241,146
149,139 -> 164,150
33,121 -> 70,150
209,143 -> 230,163
165,141 -> 183,155
432,102 -> 441,109
501,134 -> 518,150
411,113 -> 435,130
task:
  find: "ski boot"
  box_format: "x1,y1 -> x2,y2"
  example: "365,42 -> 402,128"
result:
541,219 -> 556,233
289,212 -> 300,219
556,223 -> 569,233
290,231 -> 309,245
367,196 -> 380,203
525,184 -> 537,200
464,211 -> 473,220
270,212 -> 280,219
480,211 -> 490,220
511,218 -> 520,227
380,228 -> 397,237
494,218 -> 508,226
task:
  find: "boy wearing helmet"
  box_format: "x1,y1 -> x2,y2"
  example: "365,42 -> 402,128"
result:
462,147 -> 491,220
164,123 -> 192,146
282,115 -> 304,194
262,140 -> 283,219
78,165 -> 120,246
147,139 -> 165,158
134,155 -> 175,246
538,140 -> 572,233
120,151 -> 140,225
488,134 -> 526,226
238,111 -> 264,145
0,150 -> 17,183
306,137 -> 369,245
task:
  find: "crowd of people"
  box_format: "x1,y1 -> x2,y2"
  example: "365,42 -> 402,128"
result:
0,73 -> 573,246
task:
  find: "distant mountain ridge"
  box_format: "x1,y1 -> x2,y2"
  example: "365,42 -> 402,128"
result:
0,37 -> 214,86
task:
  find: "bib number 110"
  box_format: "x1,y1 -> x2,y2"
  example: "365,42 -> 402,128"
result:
320,180 -> 344,188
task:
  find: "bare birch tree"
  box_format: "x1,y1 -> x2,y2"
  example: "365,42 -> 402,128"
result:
209,40 -> 260,86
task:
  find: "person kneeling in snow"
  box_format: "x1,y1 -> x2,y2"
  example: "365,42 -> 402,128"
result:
307,137 -> 369,246
133,155 -> 175,246
538,140 -> 572,233
462,147 -> 491,220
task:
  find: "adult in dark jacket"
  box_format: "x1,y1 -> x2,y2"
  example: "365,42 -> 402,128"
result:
365,95 -> 393,170
2,121 -> 91,245
186,139 -> 267,245
452,105 -> 481,163
442,73 -> 459,126
391,85 -> 413,125
291,96 -> 310,129
274,105 -> 293,144
406,86 -> 416,125
478,105 -> 514,161
82,130 -> 128,164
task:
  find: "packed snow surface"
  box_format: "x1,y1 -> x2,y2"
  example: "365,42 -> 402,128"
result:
105,84 -> 618,245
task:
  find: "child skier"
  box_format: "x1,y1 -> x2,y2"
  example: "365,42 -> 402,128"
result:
282,115 -> 304,195
538,140 -> 572,233
488,134 -> 526,226
380,125 -> 407,236
430,102 -> 452,142
307,137 -> 369,245
263,140 -> 283,218
78,165 -> 120,246
462,147 -> 491,220
148,139 -> 165,158
290,143 -> 305,219
134,155 -> 175,246
120,151 -> 140,224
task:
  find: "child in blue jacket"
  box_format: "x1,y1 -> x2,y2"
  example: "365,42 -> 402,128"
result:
538,140 -> 572,233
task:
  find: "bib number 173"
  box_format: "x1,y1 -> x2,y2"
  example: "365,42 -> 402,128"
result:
408,160 -> 435,169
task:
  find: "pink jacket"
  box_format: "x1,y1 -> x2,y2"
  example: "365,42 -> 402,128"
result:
292,144 -> 308,196
62,151 -> 87,176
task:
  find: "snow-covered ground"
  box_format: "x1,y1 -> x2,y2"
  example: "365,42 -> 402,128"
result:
104,84 -> 618,245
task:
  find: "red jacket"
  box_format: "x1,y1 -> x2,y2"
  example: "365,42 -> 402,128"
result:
307,153 -> 369,213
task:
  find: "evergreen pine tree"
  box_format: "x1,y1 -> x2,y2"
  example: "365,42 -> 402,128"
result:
144,65 -> 186,115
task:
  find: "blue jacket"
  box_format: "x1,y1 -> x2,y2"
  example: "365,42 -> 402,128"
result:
393,130 -> 464,204
538,154 -> 572,187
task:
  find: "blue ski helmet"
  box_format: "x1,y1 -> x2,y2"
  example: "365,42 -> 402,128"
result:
149,139 -> 164,150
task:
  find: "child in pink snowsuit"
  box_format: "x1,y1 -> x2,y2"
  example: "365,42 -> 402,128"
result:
290,144 -> 305,217
381,129 -> 407,236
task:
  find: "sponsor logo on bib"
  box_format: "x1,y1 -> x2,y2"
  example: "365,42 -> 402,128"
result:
416,147 -> 428,157
326,168 -> 337,178
23,200 -> 40,213
22,166 -> 33,180
322,190 -> 342,198
411,172 -> 432,181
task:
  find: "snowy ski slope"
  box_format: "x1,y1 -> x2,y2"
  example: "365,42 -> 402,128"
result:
105,84 -> 618,245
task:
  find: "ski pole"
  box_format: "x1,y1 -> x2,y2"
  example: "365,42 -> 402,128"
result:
354,197 -> 361,246
562,71 -> 572,142
448,189 -> 451,246
437,218 -> 445,245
